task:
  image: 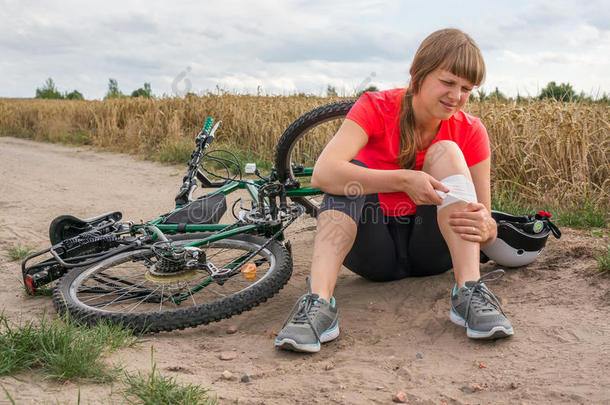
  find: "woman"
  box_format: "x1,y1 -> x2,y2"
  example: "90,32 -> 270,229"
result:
275,28 -> 513,353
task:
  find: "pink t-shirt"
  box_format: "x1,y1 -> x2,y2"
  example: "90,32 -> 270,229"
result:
347,88 -> 490,216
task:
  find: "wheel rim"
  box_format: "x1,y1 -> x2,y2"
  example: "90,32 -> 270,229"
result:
68,239 -> 276,315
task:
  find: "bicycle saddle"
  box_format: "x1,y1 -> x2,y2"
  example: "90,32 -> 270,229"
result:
49,211 -> 122,245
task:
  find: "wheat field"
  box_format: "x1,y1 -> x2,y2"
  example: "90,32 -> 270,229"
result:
0,96 -> 608,211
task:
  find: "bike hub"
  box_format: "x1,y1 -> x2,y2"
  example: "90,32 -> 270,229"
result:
147,242 -> 206,281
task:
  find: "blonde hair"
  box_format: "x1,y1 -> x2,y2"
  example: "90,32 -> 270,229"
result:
397,28 -> 486,169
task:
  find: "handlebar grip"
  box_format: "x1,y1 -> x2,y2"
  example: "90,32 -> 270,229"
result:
203,117 -> 214,133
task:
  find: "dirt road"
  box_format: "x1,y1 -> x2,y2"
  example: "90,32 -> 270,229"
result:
0,137 -> 608,404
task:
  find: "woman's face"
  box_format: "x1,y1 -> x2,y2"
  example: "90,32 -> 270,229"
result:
415,68 -> 474,121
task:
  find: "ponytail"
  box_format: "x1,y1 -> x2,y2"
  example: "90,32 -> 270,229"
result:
396,89 -> 418,169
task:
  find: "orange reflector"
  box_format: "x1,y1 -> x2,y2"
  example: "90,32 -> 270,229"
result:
241,262 -> 257,279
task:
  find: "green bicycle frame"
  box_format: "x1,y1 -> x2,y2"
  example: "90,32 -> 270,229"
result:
131,173 -> 322,245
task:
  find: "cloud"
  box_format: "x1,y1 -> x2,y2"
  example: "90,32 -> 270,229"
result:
260,28 -> 416,63
100,12 -> 159,34
0,0 -> 608,99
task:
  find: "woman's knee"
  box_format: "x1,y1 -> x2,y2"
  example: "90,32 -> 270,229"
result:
428,140 -> 463,159
423,140 -> 470,179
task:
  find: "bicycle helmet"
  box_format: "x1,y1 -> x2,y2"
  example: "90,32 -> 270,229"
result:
481,211 -> 561,267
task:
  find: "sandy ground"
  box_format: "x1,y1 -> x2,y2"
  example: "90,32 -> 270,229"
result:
0,136 -> 608,405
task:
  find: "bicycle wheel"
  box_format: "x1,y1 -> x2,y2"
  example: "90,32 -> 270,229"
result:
274,100 -> 356,216
53,233 -> 292,333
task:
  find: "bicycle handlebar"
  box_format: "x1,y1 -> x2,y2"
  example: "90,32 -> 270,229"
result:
203,117 -> 214,133
175,118 -> 227,206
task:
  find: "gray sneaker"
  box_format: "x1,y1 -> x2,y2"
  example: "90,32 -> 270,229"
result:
275,281 -> 339,353
450,269 -> 514,339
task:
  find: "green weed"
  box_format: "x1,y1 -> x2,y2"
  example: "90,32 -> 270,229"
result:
22,283 -> 54,297
122,348 -> 216,405
0,383 -> 16,405
555,202 -> 607,229
156,139 -> 193,164
0,314 -> 139,382
6,246 -> 36,261
65,130 -> 90,145
491,184 -> 534,215
586,229 -> 608,238
595,245 -> 610,273
492,187 -> 608,230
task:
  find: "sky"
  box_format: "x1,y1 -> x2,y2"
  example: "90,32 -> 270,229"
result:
1,0 -> 609,99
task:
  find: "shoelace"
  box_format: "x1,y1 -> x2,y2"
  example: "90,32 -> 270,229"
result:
464,269 -> 507,322
281,277 -> 323,343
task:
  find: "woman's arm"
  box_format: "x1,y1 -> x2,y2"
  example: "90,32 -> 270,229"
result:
312,119 -> 448,204
449,157 -> 497,247
311,119 -> 399,195
469,157 -> 491,213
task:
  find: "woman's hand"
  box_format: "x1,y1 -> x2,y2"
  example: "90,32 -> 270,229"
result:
399,170 -> 450,206
448,202 -> 497,244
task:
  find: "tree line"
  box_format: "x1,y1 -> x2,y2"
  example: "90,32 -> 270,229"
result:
468,82 -> 608,103
35,78 -> 153,100
330,82 -> 609,103
35,77 -> 607,103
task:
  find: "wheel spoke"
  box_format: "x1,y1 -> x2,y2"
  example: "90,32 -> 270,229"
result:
85,281 -> 152,308
124,286 -> 161,313
159,284 -> 164,312
185,280 -> 197,306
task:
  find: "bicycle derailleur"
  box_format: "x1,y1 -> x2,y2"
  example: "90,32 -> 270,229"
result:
148,241 -> 236,284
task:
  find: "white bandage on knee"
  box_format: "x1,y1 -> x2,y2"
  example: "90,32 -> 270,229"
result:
435,174 -> 477,211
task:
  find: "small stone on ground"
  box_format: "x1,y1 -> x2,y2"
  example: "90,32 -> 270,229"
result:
392,392 -> 407,403
219,351 -> 238,360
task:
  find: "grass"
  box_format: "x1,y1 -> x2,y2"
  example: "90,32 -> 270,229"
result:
492,187 -> 607,229
595,245 -> 610,273
122,348 -> 216,405
491,185 -> 535,216
64,129 -> 90,145
586,229 -> 608,238
554,202 -> 608,229
155,139 -> 193,164
0,383 -> 15,405
6,246 -> 36,261
0,313 -> 138,382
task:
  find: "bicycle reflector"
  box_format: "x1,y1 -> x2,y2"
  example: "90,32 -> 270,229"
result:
24,274 -> 36,295
241,262 -> 257,279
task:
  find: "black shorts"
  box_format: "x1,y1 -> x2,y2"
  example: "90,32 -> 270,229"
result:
319,160 -> 452,281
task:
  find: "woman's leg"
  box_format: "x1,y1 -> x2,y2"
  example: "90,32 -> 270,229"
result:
421,141 -> 513,339
311,191 -> 402,298
422,140 -> 480,286
309,209 -> 358,300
